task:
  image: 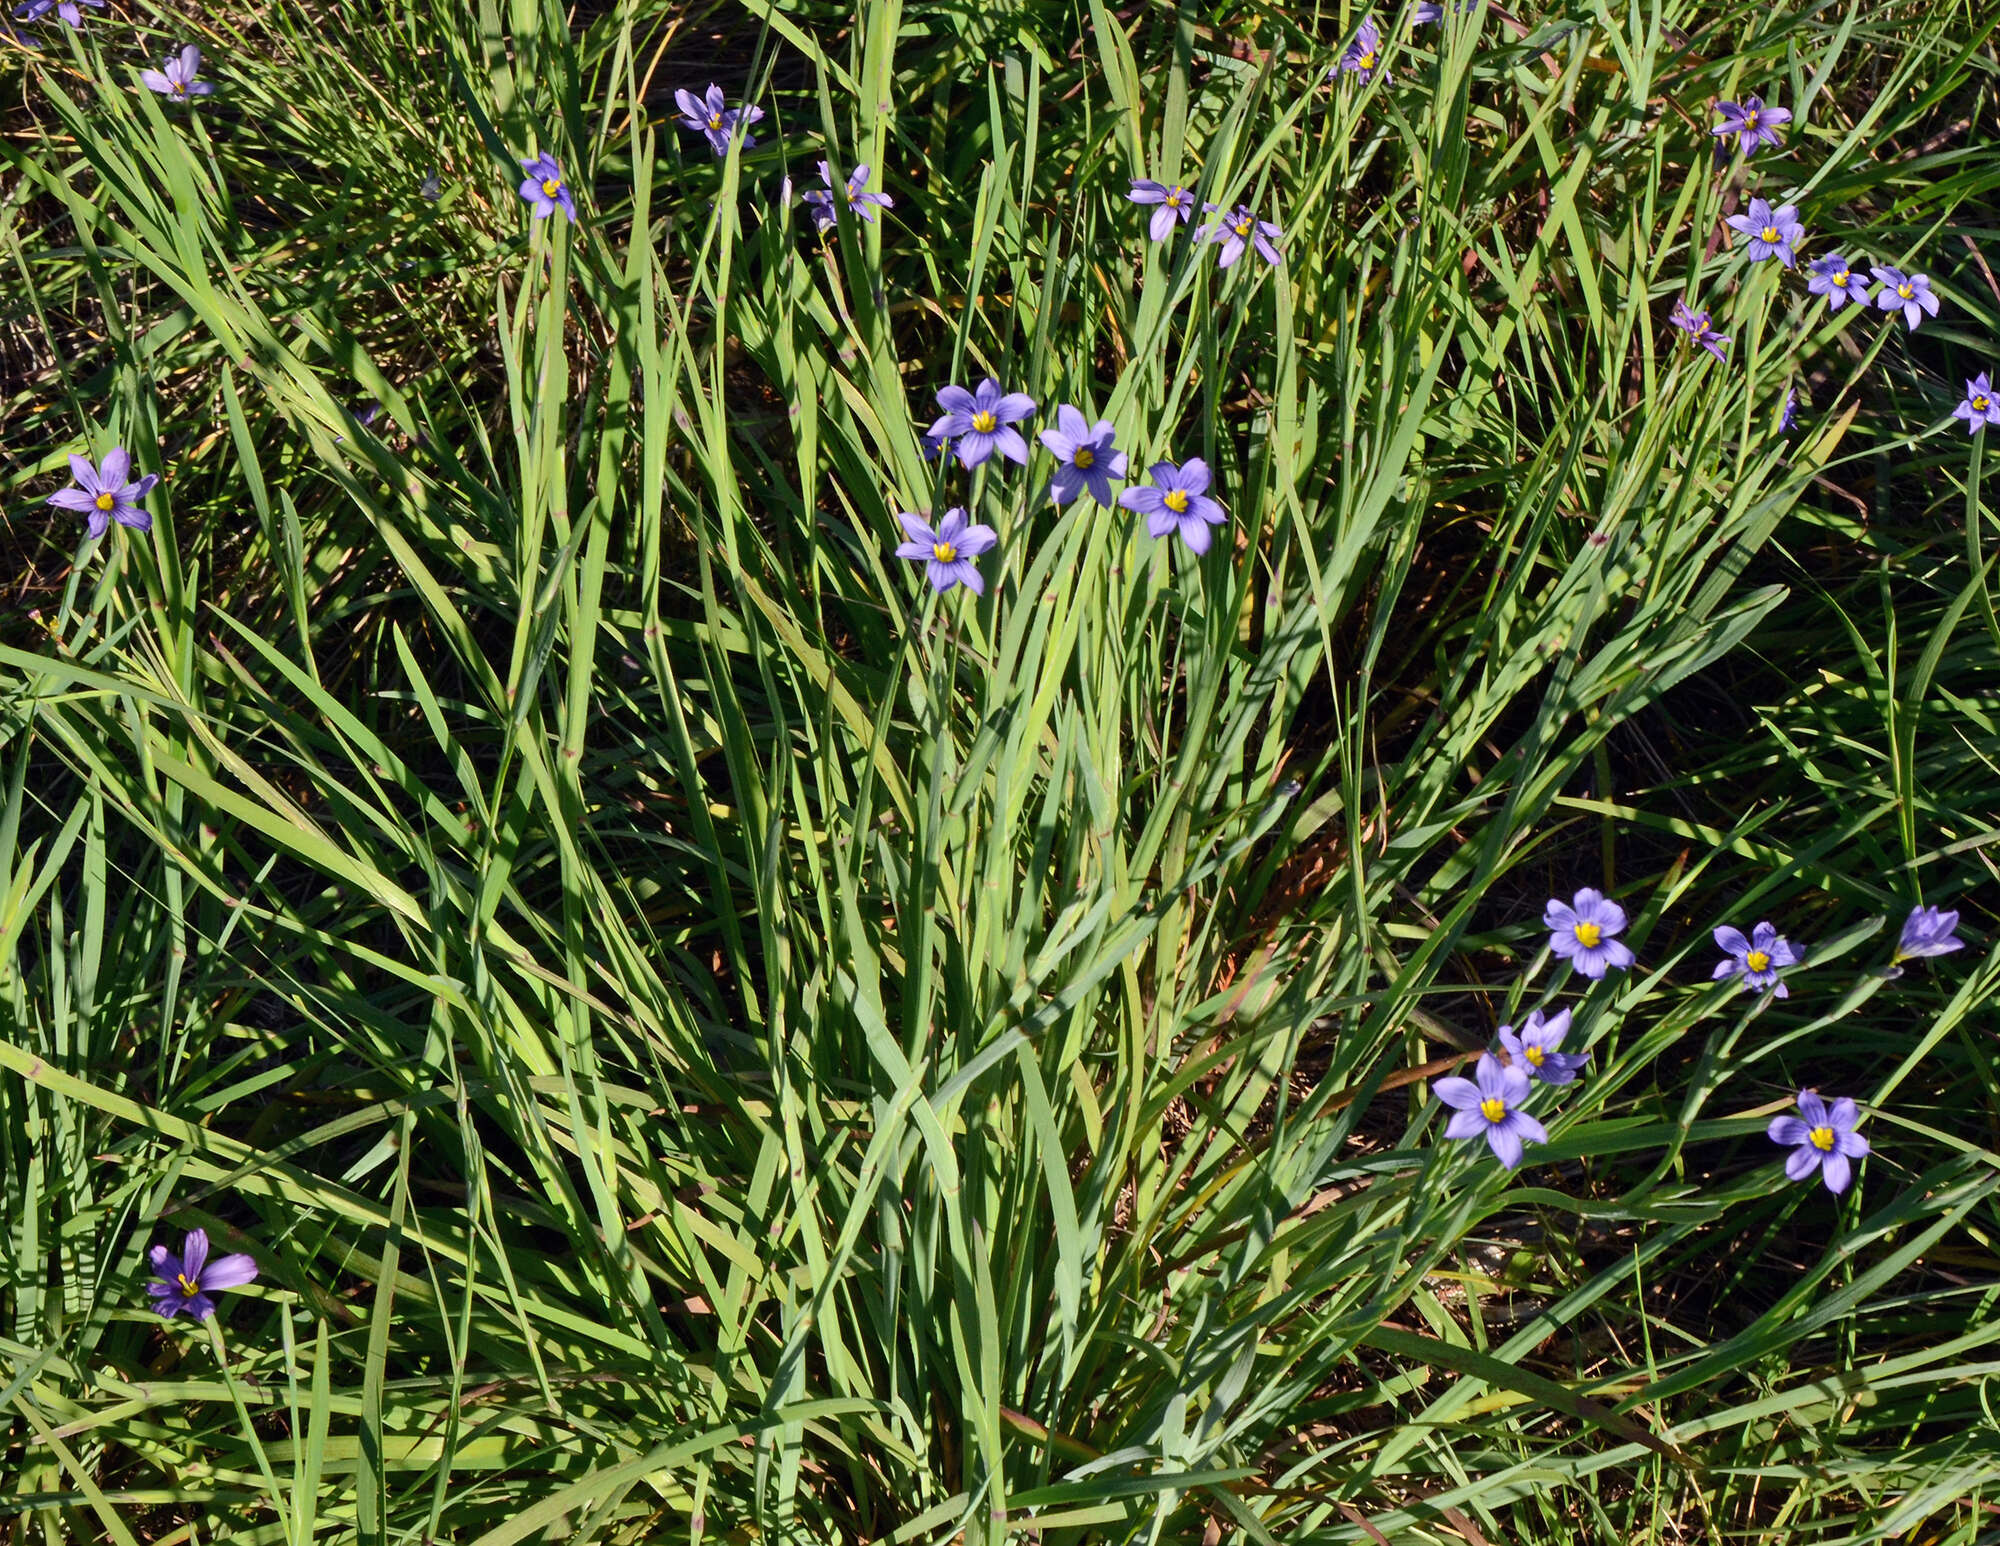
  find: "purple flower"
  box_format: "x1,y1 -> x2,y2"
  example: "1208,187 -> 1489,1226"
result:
1712,920 -> 1800,996
1805,253 -> 1870,310
1127,179 -> 1198,242
1895,903 -> 1963,961
1871,267 -> 1938,331
1497,1007 -> 1589,1087
1670,299 -> 1730,361
928,377 -> 1035,469
1711,96 -> 1790,156
1118,458 -> 1228,554
1543,889 -> 1634,979
1767,1090 -> 1870,1194
14,0 -> 103,24
1778,386 -> 1799,433
1412,1 -> 1444,20
894,507 -> 997,595
140,44 -> 212,99
1202,204 -> 1282,268
802,161 -> 894,233
47,447 -> 159,540
1434,1053 -> 1548,1169
1339,17 -> 1383,78
517,152 -> 576,222
1954,375 -> 2000,435
146,1227 -> 259,1320
1040,405 -> 1127,506
1725,198 -> 1804,267
674,83 -> 762,156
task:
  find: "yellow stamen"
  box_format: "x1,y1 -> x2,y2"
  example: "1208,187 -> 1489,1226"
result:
1072,447 -> 1095,469
1573,921 -> 1602,948
707,113 -> 723,130
1976,396 -> 1991,412
1358,50 -> 1376,69
1745,950 -> 1771,973
1163,488 -> 1189,514
177,1273 -> 200,1295
1759,226 -> 1779,242
1165,191 -> 1181,208
1478,1097 -> 1507,1123
541,177 -> 561,197
1742,111 -> 1759,128
1832,270 -> 1849,286
1808,1125 -> 1835,1152
970,410 -> 997,434
1234,217 -> 1254,236
94,492 -> 116,512
1524,1045 -> 1545,1067
1897,284 -> 1914,299
931,541 -> 958,563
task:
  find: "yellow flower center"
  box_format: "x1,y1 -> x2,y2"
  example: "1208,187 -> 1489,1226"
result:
1573,921 -> 1602,947
171,80 -> 185,94
1358,50 -> 1376,69
177,1273 -> 200,1295
1478,1097 -> 1507,1123
1759,226 -> 1779,242
971,410 -> 997,434
707,113 -> 723,129
931,541 -> 958,563
1524,1045 -> 1544,1067
1976,396 -> 1991,412
1073,447 -> 1095,469
1165,191 -> 1181,208
94,492 -> 116,511
1897,284 -> 1913,299
1234,217 -> 1254,235
541,178 -> 561,197
1809,1125 -> 1835,1152
1742,111 -> 1759,128
1745,950 -> 1771,973
1163,488 -> 1189,514
1832,269 -> 1849,286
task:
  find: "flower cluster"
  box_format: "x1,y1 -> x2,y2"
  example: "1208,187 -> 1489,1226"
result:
1321,29 -> 1954,387
1336,2 -> 1471,81
1671,91 -> 1956,400
897,377 -> 1230,594
1127,180 -> 1283,267
10,1 -> 212,98
514,83 -> 770,225
1434,1008 -> 1586,1169
12,0 -> 104,28
803,161 -> 894,234
1430,895 -> 1967,1192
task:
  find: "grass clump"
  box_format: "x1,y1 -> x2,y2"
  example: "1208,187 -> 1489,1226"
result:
1,0 -> 1997,1541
